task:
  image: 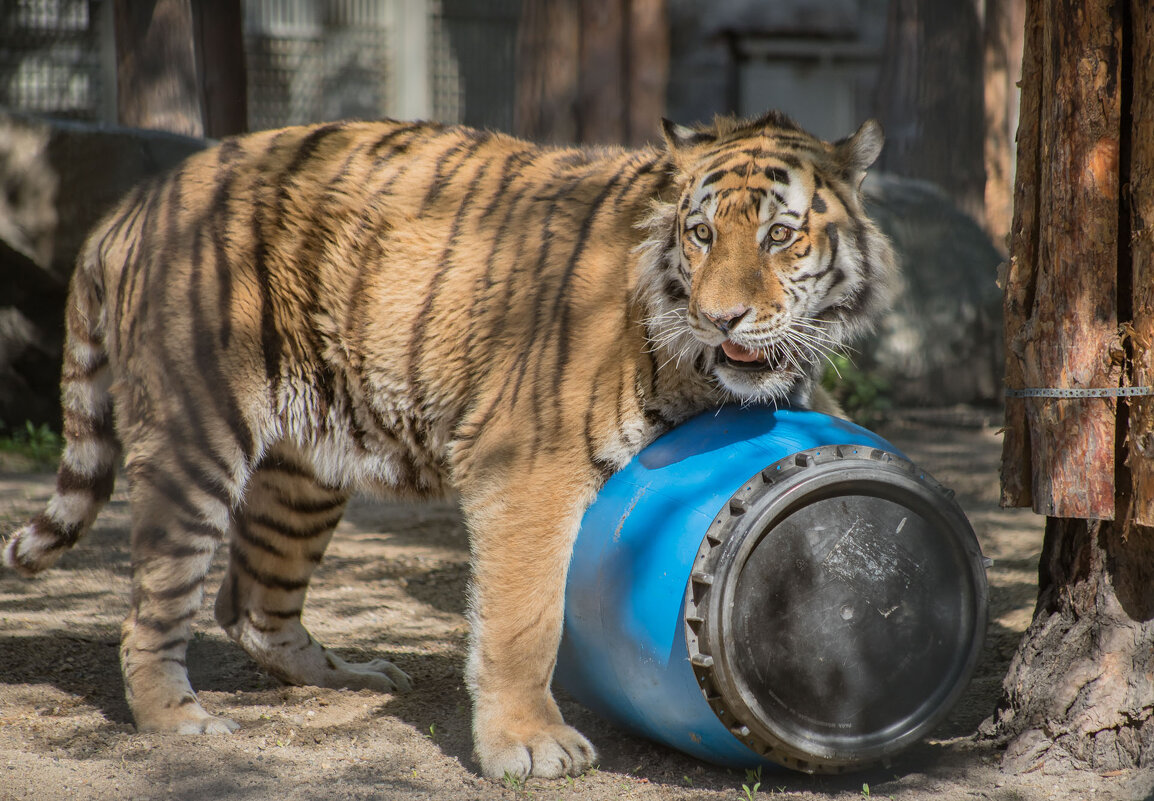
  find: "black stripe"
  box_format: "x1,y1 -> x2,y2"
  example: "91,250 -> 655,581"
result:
29,512 -> 80,547
281,123 -> 346,185
132,636 -> 189,654
825,222 -> 840,272
420,132 -> 492,214
765,166 -> 790,185
231,546 -> 309,591
248,511 -> 343,540
367,122 -> 429,158
244,610 -> 281,633
116,183 -> 166,359
131,466 -> 212,522
700,169 -> 730,188
451,152 -> 543,437
407,149 -> 496,419
189,229 -> 257,463
269,489 -> 346,515
208,142 -> 240,348
256,455 -> 314,479
552,154 -> 663,392
135,609 -> 197,633
235,519 -> 288,558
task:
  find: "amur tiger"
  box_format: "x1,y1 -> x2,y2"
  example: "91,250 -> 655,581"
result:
5,110 -> 895,779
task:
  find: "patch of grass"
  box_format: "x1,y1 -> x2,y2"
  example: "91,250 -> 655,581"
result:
0,420 -> 63,469
821,355 -> 891,425
502,770 -> 522,791
741,765 -> 762,800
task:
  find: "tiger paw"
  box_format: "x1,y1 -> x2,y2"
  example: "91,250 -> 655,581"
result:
475,722 -> 597,780
309,653 -> 413,693
135,702 -> 240,735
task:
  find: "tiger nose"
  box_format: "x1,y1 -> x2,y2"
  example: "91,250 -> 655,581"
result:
703,305 -> 751,335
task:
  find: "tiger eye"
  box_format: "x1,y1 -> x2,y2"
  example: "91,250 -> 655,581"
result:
693,223 -> 712,244
768,223 -> 793,243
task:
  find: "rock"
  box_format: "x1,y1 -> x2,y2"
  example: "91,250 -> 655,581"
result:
861,173 -> 1005,407
0,112 -> 206,432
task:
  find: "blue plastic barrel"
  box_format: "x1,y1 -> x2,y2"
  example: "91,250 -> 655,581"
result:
555,406 -> 987,773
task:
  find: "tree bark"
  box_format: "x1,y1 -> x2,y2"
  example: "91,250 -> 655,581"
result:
578,0 -> 626,144
515,0 -> 667,146
515,0 -> 580,143
983,0 -> 1025,251
988,518 -> 1154,771
1000,0 -> 1122,520
872,0 -> 987,222
115,0 -> 203,136
994,0 -> 1154,773
114,0 -> 247,137
1126,0 -> 1154,526
192,0 -> 248,138
626,0 -> 668,147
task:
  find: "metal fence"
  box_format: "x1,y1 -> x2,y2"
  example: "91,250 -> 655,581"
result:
0,0 -> 520,132
0,0 -> 108,121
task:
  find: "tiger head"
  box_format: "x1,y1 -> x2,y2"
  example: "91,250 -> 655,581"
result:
639,111 -> 896,406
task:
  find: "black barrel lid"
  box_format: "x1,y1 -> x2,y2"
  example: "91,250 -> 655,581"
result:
684,445 -> 988,773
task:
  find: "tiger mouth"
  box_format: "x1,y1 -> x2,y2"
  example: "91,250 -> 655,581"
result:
716,340 -> 787,373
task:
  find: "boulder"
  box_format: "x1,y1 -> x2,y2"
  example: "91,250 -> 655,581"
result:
0,112 -> 206,432
861,173 -> 1005,407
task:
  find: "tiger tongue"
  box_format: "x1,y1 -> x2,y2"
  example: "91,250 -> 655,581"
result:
720,340 -> 764,363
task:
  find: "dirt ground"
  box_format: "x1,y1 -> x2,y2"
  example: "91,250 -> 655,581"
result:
1,408 -> 1151,801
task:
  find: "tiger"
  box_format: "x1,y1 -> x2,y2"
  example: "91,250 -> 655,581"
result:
4,110 -> 894,779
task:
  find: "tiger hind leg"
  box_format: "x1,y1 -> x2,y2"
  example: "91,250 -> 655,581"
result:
214,445 -> 411,694
119,441 -> 243,735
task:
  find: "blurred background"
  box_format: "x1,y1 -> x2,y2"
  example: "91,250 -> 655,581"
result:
0,0 -> 1021,445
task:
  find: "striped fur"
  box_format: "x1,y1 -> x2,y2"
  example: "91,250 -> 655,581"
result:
4,111 -> 894,778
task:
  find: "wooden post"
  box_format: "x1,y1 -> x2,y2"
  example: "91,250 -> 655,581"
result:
993,0 -> 1154,773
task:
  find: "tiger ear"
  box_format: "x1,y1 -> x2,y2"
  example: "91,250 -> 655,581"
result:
834,119 -> 884,186
661,118 -> 717,153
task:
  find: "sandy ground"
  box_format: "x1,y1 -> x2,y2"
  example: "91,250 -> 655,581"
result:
1,408 -> 1151,801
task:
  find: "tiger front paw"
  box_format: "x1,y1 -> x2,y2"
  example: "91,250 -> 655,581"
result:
475,720 -> 596,780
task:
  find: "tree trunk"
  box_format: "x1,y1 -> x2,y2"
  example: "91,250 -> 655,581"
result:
191,0 -> 248,138
115,0 -> 203,135
1000,0 -> 1122,521
515,0 -> 667,146
982,0 -> 1025,252
114,0 -> 247,137
994,0 -> 1154,773
514,0 -> 580,143
989,518 -> 1154,771
872,0 -> 987,222
626,0 -> 668,147
578,0 -> 626,144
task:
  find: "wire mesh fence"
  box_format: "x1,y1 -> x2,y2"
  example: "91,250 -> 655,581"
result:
0,0 -> 519,133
